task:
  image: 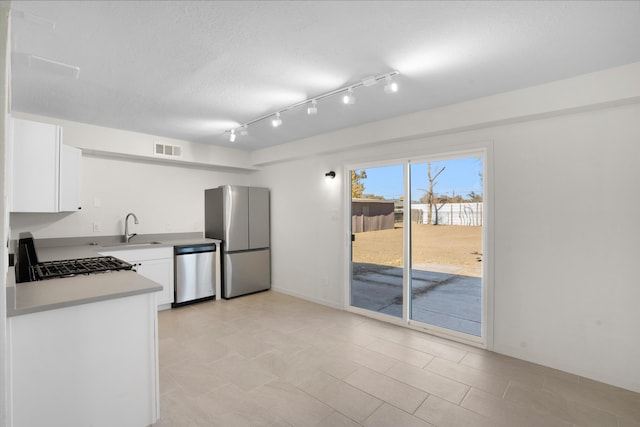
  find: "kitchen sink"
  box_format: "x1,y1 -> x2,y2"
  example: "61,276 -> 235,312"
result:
124,241 -> 163,246
100,241 -> 164,249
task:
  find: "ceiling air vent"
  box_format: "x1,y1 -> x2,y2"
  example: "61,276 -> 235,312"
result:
154,142 -> 182,158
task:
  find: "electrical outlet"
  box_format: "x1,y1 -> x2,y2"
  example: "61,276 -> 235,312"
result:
92,223 -> 101,232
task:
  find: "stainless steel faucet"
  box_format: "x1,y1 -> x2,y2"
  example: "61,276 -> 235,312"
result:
124,212 -> 139,243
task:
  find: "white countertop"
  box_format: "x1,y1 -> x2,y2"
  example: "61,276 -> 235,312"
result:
36,237 -> 220,261
7,237 -> 221,317
6,268 -> 163,317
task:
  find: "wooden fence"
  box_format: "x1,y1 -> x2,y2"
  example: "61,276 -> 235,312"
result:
352,199 -> 395,232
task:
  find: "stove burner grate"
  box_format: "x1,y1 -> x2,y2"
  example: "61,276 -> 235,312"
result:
32,256 -> 133,280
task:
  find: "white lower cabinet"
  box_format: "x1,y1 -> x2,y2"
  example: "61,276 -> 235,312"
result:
135,257 -> 174,307
101,247 -> 174,309
8,294 -> 159,427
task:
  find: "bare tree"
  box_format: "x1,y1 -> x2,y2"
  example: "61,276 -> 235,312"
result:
433,194 -> 449,225
426,162 -> 445,224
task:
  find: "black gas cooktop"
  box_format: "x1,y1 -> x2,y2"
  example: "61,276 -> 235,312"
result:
32,256 -> 134,281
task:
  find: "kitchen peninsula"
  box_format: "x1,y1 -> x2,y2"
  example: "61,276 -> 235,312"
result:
6,249 -> 163,426
5,232 -> 220,426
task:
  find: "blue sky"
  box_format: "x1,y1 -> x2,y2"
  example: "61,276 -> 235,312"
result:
355,157 -> 483,200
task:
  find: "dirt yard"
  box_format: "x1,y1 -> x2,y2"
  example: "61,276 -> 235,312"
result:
352,224 -> 482,277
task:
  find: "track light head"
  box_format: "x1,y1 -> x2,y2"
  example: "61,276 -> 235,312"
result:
384,75 -> 398,94
240,125 -> 248,136
229,129 -> 236,142
342,88 -> 355,105
271,112 -> 282,127
307,99 -> 318,115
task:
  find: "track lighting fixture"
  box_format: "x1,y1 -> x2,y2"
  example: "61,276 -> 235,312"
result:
325,171 -> 336,179
361,76 -> 378,87
384,74 -> 398,94
307,99 -> 318,115
271,112 -> 282,127
342,88 -> 355,105
224,70 -> 399,142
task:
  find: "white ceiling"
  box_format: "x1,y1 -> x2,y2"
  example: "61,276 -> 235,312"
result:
9,1 -> 640,151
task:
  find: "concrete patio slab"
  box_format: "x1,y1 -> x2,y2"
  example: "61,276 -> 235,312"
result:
351,264 -> 481,337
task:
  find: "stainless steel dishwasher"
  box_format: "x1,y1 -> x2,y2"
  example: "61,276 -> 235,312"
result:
172,243 -> 217,307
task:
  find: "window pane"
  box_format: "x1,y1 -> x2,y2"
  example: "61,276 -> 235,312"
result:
350,165 -> 404,318
409,157 -> 483,336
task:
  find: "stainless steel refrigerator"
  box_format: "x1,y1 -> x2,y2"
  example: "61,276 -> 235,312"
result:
204,185 -> 270,298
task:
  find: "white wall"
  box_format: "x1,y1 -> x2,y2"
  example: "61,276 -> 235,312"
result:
9,119 -> 252,239
492,104 -> 640,390
13,112 -> 254,172
251,62 -> 640,167
252,63 -> 640,393
253,155 -> 345,308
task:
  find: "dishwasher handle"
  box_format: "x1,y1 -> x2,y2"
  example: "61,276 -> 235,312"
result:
174,244 -> 217,256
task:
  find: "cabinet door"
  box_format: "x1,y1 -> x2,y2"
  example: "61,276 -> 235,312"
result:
59,144 -> 83,211
100,248 -> 174,309
9,295 -> 159,427
10,118 -> 60,212
135,258 -> 174,307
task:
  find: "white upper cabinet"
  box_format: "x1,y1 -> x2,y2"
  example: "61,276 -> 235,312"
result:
59,143 -> 83,212
9,118 -> 82,213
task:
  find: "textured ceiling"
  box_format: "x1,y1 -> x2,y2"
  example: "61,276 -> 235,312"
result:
9,1 -> 640,151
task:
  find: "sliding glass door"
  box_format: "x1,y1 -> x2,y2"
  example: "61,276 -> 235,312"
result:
409,157 -> 483,337
350,164 -> 405,318
349,152 -> 485,342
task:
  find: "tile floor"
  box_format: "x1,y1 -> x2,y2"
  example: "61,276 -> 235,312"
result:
154,291 -> 640,427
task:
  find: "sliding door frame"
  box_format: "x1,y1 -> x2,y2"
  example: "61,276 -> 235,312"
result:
344,143 -> 494,350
